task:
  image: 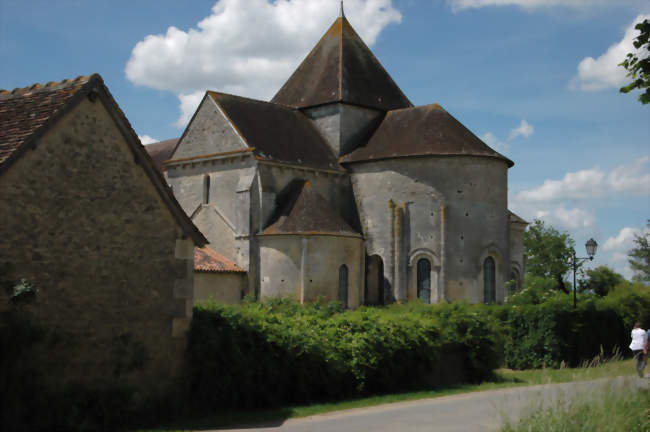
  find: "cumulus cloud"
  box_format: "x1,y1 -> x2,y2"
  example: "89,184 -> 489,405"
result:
481,132 -> 509,154
570,14 -> 650,92
516,157 -> 650,202
125,0 -> 402,127
603,226 -> 645,252
448,0 -> 619,12
600,225 -> 649,279
509,119 -> 534,140
139,135 -> 159,144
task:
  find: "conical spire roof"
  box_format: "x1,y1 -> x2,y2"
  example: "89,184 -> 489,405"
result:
271,17 -> 412,111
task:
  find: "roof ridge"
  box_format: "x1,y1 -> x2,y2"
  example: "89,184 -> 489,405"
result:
0,74 -> 96,99
208,90 -> 297,110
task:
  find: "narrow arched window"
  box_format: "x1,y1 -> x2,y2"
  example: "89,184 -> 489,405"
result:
484,257 -> 496,304
338,265 -> 348,308
202,174 -> 210,204
417,258 -> 431,304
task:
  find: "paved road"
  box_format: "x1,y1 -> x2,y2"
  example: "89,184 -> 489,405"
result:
212,376 -> 648,432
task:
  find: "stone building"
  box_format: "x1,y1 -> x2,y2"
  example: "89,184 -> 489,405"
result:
0,74 -> 207,406
161,14 -> 527,306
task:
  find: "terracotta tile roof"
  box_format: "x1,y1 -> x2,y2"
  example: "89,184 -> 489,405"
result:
0,75 -> 92,168
194,246 -> 245,273
208,92 -> 340,170
340,103 -> 514,167
144,138 -> 178,173
262,179 -> 361,237
272,17 -> 412,111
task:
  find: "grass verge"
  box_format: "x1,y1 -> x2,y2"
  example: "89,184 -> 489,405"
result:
136,358 -> 640,432
500,378 -> 650,431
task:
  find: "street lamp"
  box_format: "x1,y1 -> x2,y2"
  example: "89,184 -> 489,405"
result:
572,238 -> 598,309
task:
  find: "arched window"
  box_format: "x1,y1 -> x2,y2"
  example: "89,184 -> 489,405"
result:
484,257 -> 496,304
202,174 -> 210,204
417,258 -> 431,304
338,265 -> 348,308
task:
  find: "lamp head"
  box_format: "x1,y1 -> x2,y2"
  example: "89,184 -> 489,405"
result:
585,238 -> 597,258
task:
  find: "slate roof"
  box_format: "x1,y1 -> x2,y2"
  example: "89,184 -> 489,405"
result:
194,246 -> 245,273
271,16 -> 412,111
340,103 -> 514,167
0,74 -> 207,246
508,210 -> 528,225
208,92 -> 340,170
144,138 -> 178,173
262,179 -> 360,237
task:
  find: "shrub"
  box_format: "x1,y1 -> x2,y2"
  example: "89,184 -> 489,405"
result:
187,299 -> 503,411
502,282 -> 650,369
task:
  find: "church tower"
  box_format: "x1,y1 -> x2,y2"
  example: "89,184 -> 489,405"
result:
271,13 -> 411,157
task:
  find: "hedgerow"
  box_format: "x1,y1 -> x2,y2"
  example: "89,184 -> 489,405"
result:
187,299 -> 503,410
502,281 -> 650,369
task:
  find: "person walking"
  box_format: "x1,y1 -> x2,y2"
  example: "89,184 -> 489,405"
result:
630,322 -> 647,378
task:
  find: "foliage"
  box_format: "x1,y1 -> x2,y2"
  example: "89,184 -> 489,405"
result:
187,299 -> 503,411
628,219 -> 650,282
502,281 -> 650,369
619,19 -> 650,105
10,278 -> 38,304
582,266 -> 624,296
523,219 -> 576,294
505,274 -> 562,305
501,382 -> 650,432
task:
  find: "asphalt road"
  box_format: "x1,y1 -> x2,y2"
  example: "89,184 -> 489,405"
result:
213,376 -> 648,432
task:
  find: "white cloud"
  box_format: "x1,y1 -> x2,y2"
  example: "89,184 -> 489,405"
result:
448,0 -> 619,12
603,226 -> 644,252
516,157 -> 650,202
570,14 -> 650,92
125,0 -> 402,127
139,135 -> 159,145
508,119 -> 534,140
481,132 -> 509,154
600,225 -> 649,279
533,205 -> 596,230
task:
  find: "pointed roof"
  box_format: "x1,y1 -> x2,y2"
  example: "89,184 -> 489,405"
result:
144,138 -> 178,173
207,92 -> 341,170
340,103 -> 514,167
271,17 -> 412,111
262,179 -> 360,237
0,74 -> 207,246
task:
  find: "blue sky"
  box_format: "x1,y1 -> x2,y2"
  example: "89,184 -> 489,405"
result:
1,0 -> 648,279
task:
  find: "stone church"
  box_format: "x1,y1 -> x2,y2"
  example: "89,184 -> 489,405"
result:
160,13 -> 527,307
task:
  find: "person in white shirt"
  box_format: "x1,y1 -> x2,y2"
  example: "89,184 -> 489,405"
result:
630,322 -> 647,378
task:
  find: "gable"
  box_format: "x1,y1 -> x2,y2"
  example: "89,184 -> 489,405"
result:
209,92 -> 341,170
0,74 -> 206,247
172,94 -> 247,160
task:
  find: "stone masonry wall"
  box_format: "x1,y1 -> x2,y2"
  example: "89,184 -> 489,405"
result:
0,96 -> 193,404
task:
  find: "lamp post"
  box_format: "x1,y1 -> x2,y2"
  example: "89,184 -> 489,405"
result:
572,238 -> 598,309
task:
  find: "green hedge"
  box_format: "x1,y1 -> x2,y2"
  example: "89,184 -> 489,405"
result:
187,299 -> 503,410
502,282 -> 650,369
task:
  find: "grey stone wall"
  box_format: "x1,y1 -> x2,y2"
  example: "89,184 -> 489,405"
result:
173,95 -> 246,159
258,235 -> 363,307
303,103 -> 383,156
0,97 -> 193,402
349,156 -> 510,304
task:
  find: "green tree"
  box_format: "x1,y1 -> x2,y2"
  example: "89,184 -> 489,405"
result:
619,18 -> 650,104
582,265 -> 624,296
628,220 -> 650,282
523,219 -> 576,294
